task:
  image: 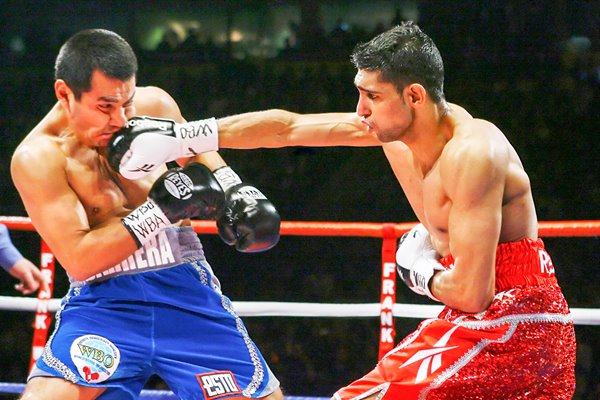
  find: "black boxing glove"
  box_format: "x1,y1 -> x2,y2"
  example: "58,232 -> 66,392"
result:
122,163 -> 225,247
213,167 -> 280,253
107,116 -> 219,180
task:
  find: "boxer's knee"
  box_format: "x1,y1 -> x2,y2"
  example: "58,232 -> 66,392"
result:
259,387 -> 284,400
20,376 -> 105,400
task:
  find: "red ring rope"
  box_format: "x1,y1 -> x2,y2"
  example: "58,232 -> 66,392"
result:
4,216 -> 600,237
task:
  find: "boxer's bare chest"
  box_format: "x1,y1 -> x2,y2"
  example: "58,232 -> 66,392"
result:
65,148 -> 150,227
407,164 -> 449,232
386,148 -> 451,253
421,163 -> 451,252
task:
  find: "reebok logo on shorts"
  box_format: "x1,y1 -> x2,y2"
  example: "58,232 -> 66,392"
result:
196,371 -> 242,399
399,325 -> 460,383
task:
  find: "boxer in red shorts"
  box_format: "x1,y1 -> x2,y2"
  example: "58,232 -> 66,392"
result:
211,22 -> 577,398
213,21 -> 577,400
333,226 -> 575,399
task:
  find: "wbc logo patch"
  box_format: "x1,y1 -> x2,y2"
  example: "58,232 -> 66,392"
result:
196,371 -> 242,399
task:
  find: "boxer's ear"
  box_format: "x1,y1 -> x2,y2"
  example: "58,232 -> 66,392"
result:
405,83 -> 426,106
54,79 -> 74,112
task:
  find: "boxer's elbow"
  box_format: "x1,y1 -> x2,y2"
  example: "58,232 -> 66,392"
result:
64,269 -> 89,282
460,296 -> 494,314
450,286 -> 494,313
59,257 -> 91,282
434,274 -> 494,313
58,251 -> 107,282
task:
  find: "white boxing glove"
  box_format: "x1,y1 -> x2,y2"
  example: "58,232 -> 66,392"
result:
396,223 -> 444,301
107,116 -> 219,180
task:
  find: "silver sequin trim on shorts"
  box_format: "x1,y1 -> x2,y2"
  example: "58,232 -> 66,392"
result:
192,260 -> 264,396
39,287 -> 80,383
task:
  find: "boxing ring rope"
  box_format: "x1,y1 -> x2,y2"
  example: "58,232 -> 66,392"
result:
1,216 -> 600,399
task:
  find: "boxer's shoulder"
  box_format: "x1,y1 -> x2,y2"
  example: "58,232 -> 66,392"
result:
13,131 -> 63,162
135,85 -> 167,99
133,86 -> 181,119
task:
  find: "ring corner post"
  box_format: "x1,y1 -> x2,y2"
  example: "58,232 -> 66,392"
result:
29,240 -> 56,372
378,223 -> 398,360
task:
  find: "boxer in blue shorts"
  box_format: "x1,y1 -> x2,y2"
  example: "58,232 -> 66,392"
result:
12,29 -> 282,400
31,227 -> 279,399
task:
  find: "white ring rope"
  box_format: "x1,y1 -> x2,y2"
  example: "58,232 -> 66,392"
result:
1,295 -> 598,325
0,382 -> 327,399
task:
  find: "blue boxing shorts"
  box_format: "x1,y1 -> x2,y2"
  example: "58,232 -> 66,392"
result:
29,226 -> 279,400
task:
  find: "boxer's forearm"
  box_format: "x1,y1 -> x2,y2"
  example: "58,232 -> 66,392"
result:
217,109 -> 377,149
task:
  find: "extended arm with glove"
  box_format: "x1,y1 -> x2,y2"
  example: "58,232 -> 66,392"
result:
108,116 -> 219,180
396,223 -> 444,302
108,116 -> 280,252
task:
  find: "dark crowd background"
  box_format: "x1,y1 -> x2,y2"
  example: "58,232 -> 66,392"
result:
0,0 -> 599,398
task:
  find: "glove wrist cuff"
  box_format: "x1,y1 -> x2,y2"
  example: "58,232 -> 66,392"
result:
175,117 -> 219,156
213,166 -> 243,192
122,198 -> 172,248
413,258 -> 442,302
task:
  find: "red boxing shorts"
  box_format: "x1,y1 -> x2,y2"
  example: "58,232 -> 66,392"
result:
333,238 -> 576,400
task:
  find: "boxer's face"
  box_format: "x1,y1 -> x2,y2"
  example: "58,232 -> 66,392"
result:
67,70 -> 137,148
354,69 -> 413,143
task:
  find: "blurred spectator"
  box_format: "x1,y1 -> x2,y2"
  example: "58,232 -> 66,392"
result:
329,18 -> 352,55
0,224 -> 46,295
179,26 -> 206,63
155,27 -> 180,54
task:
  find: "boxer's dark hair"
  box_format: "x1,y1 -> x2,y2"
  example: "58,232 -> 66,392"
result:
351,21 -> 445,103
55,29 -> 138,100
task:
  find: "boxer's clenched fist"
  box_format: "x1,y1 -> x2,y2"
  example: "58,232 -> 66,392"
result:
213,166 -> 280,253
396,223 -> 444,301
122,163 -> 225,247
108,116 -> 219,180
